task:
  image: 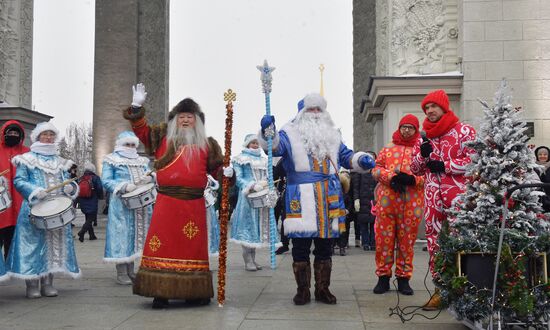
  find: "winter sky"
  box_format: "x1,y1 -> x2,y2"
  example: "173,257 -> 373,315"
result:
32,0 -> 353,154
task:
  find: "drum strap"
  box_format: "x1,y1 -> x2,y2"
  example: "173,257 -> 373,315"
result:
158,185 -> 204,200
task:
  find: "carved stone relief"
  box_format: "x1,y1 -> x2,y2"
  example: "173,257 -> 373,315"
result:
387,0 -> 458,76
0,0 -> 33,108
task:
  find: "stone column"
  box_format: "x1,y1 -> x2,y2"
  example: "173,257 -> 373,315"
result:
352,0 -> 377,152
93,0 -> 169,170
0,0 -> 33,108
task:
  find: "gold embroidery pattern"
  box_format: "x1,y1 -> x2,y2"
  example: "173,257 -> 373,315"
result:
149,235 -> 161,252
183,221 -> 199,239
290,200 -> 301,212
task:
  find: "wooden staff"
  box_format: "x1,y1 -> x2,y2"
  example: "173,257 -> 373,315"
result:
217,88 -> 236,307
44,177 -> 78,193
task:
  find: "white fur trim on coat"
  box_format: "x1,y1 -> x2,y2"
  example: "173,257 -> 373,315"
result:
283,183 -> 319,235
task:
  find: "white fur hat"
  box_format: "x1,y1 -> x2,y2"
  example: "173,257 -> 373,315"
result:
242,133 -> 259,148
115,131 -> 140,148
83,161 -> 96,173
30,122 -> 59,142
300,93 -> 327,112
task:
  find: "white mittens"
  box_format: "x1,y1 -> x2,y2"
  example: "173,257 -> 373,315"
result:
0,176 -> 7,187
131,83 -> 147,107
354,199 -> 360,213
36,190 -> 48,200
252,183 -> 264,192
125,183 -> 137,193
223,166 -> 234,178
63,184 -> 74,195
138,175 -> 154,185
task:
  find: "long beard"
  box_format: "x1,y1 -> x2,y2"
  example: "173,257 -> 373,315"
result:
295,111 -> 341,161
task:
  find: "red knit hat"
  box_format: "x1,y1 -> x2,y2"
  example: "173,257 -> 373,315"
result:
398,114 -> 419,131
421,89 -> 450,113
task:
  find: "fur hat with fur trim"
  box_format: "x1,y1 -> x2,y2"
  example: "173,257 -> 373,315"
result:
30,122 -> 59,142
242,133 -> 259,148
298,93 -> 327,113
115,131 -> 140,148
168,98 -> 205,123
421,89 -> 450,113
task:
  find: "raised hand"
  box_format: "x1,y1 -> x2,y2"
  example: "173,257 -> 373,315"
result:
131,83 -> 147,107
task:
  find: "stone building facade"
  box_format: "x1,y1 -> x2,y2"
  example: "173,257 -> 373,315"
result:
354,0 -> 550,152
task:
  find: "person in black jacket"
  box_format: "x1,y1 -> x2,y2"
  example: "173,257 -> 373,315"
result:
535,146 -> 550,212
274,158 -> 290,254
352,152 -> 377,251
77,162 -> 104,242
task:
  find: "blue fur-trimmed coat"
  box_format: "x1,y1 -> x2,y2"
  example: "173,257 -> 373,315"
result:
230,149 -> 279,248
259,122 -> 367,239
7,152 -> 80,279
101,152 -> 153,263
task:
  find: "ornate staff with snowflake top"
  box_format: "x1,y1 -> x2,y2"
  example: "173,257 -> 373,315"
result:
257,60 -> 279,269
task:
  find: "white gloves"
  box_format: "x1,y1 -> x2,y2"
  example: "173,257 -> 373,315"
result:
132,83 -> 147,107
223,166 -> 234,178
36,190 -> 48,200
0,176 -> 7,187
63,184 -> 74,195
252,181 -> 268,192
125,183 -> 137,193
354,199 -> 360,213
138,175 -> 154,185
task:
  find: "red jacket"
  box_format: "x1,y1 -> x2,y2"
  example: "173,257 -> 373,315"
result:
0,120 -> 30,229
410,122 -> 476,209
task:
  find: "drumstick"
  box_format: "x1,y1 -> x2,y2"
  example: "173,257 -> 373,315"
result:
44,177 -> 78,193
0,169 -> 9,176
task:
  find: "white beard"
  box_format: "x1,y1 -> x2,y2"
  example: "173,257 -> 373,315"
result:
295,111 -> 342,161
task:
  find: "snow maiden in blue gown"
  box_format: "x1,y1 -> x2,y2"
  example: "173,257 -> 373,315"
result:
230,134 -> 280,271
101,131 -> 153,285
7,122 -> 80,298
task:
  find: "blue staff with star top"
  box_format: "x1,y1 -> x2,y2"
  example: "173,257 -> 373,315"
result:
257,60 -> 278,269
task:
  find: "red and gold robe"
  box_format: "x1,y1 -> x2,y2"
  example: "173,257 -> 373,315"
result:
125,107 -> 222,299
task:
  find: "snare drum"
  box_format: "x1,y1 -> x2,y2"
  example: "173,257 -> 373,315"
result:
0,186 -> 12,212
30,196 -> 76,230
121,183 -> 157,210
247,189 -> 269,209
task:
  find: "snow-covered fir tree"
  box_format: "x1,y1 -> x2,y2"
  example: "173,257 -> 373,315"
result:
435,80 -> 550,324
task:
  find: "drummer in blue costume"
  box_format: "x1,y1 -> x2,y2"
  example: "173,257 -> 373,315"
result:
259,93 -> 375,305
102,131 -> 153,285
7,122 -> 80,298
230,134 -> 279,271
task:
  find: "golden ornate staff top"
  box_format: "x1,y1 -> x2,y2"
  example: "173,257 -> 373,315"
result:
218,88 -> 236,307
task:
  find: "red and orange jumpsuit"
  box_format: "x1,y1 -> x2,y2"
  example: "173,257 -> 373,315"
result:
373,142 -> 424,279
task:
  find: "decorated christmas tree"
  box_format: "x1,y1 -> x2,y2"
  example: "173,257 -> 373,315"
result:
435,80 -> 550,326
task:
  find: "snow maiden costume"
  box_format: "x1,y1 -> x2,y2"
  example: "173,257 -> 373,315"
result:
230,134 -> 280,271
101,131 -> 153,285
7,122 -> 80,298
259,93 -> 376,305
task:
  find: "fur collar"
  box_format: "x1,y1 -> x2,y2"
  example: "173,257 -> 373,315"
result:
12,152 -> 73,174
232,150 -> 267,169
103,152 -> 150,167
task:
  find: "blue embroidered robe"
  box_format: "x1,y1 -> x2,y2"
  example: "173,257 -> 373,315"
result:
260,122 -> 367,239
